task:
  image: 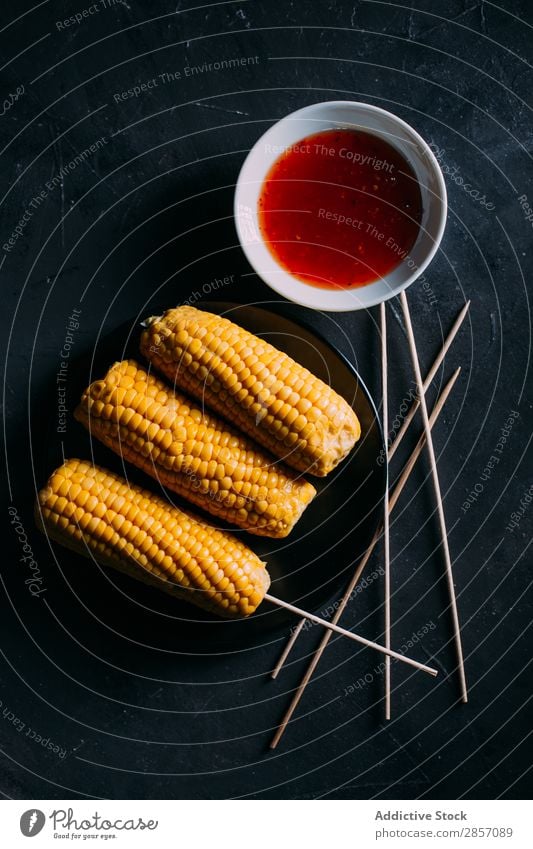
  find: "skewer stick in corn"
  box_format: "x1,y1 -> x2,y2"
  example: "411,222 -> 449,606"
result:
400,291 -> 467,703
75,360 -> 316,539
140,306 -> 361,477
36,459 -> 437,675
264,595 -> 436,676
269,368 -> 460,749
270,301 -> 469,679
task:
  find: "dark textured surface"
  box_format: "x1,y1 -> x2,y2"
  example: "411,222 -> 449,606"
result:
1,0 -> 531,800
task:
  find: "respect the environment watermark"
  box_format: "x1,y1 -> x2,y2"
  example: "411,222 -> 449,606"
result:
313,210 -> 437,308
2,137 -> 108,253
113,56 -> 260,103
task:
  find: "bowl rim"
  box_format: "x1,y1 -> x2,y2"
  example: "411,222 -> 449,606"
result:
234,99 -> 448,312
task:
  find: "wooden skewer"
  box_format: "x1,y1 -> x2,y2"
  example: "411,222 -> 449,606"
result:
389,372 -> 460,512
381,303 -> 391,721
400,291 -> 467,703
270,301 -> 470,680
264,594 -> 437,677
389,300 -> 471,461
269,367 -> 460,749
270,620 -> 306,679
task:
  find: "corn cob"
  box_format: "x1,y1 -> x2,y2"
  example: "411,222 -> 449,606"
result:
75,360 -> 316,538
35,459 -> 270,618
140,306 -> 361,477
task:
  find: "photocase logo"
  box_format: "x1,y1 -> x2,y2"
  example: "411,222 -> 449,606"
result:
20,810 -> 46,837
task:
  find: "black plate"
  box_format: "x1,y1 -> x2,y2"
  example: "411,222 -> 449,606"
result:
42,302 -> 386,649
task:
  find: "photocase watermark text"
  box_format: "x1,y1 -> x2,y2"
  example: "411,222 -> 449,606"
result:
50,807 -> 158,832
1,84 -> 24,117
8,506 -> 46,596
429,142 -> 495,211
377,383 -> 418,466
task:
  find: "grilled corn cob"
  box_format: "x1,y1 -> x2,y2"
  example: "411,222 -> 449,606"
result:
75,360 -> 316,538
35,459 -> 270,618
140,306 -> 361,476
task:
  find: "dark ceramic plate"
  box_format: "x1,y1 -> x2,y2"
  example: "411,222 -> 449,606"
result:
42,302 -> 386,650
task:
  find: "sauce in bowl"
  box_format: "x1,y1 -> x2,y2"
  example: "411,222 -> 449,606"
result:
258,129 -> 423,289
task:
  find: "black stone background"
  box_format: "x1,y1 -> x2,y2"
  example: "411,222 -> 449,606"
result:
1,0 -> 531,800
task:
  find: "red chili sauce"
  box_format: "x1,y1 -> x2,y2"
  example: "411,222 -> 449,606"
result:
258,129 -> 423,289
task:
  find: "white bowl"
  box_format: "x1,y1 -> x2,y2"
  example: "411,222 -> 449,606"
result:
234,101 -> 447,312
